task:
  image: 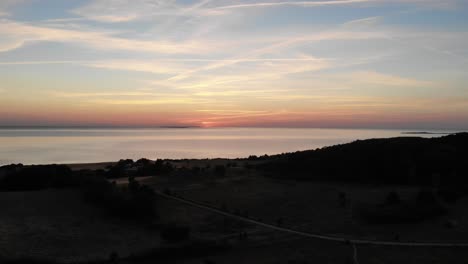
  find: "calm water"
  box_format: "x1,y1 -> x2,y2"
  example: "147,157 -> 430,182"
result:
0,128 -> 451,165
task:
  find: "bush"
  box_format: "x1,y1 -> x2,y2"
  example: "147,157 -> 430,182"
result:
161,224 -> 191,243
437,188 -> 460,203
0,165 -> 74,191
384,191 -> 401,205
81,176 -> 156,219
359,191 -> 447,224
106,159 -> 134,178
214,165 -> 226,178
153,159 -> 174,175
2,260 -> 58,264
417,189 -> 437,205
0,163 -> 156,220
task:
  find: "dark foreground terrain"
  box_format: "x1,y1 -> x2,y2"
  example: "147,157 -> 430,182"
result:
1,133 -> 468,263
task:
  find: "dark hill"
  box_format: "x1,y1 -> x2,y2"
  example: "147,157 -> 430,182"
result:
258,133 -> 468,186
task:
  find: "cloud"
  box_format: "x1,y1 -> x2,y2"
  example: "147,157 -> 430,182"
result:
395,0 -> 461,9
0,60 -> 98,65
47,89 -> 210,107
69,0 -> 462,23
343,16 -> 382,27
0,57 -> 330,81
211,0 -> 463,12
0,20 -> 217,54
343,71 -> 434,87
72,0 -> 178,22
166,30 -> 387,81
213,0 -> 375,10
0,37 -> 26,52
48,91 -> 156,98
87,60 -> 189,75
69,0 -> 376,27
0,0 -> 26,17
145,56 -> 334,92
72,0 -> 217,23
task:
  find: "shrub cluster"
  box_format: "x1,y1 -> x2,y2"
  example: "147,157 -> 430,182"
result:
0,164 -> 74,191
106,159 -> 174,178
81,175 -> 157,219
359,190 -> 447,224
0,164 -> 157,220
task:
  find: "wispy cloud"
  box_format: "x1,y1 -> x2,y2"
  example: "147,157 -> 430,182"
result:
213,0 -> 375,10
0,20 -> 218,54
212,0 -> 462,11
343,16 -> 382,27
0,60 -> 93,65
0,0 -> 28,17
344,71 -> 434,87
72,0 -> 179,22
88,98 -> 208,106
87,60 -> 189,75
48,91 -> 156,98
72,0 -> 217,23
166,30 -> 387,81
69,0 -> 462,23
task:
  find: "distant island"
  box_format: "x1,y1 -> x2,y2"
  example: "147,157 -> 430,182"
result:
401,131 -> 453,135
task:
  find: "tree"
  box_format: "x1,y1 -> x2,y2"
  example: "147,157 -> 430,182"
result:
385,191 -> 401,205
214,165 -> 226,178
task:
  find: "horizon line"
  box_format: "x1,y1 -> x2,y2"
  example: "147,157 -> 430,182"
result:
0,125 -> 465,132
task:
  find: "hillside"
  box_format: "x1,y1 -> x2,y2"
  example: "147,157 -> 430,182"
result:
258,133 -> 468,185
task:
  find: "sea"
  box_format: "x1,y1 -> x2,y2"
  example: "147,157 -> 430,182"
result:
0,128 -> 457,165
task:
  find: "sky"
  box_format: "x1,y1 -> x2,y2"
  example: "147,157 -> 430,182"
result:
0,0 -> 467,129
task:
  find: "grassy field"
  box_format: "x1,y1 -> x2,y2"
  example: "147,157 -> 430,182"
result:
131,160 -> 468,263
3,158 -> 468,263
0,189 -> 161,262
140,161 -> 468,242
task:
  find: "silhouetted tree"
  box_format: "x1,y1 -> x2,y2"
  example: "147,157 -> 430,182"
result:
214,165 -> 226,178
385,191 -> 401,205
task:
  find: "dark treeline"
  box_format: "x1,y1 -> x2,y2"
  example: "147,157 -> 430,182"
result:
0,164 -> 74,191
0,164 -> 156,220
257,133 -> 468,186
106,158 -> 174,178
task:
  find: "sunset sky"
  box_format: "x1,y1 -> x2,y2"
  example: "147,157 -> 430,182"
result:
1,0 -> 467,129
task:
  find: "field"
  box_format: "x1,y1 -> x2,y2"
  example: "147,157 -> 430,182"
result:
0,189 -> 161,262
2,153 -> 468,263
131,160 -> 468,263
140,161 -> 468,241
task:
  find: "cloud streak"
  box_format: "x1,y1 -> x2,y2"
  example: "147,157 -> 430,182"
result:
213,0 -> 375,10
0,19 -> 218,54
69,0 -> 462,23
